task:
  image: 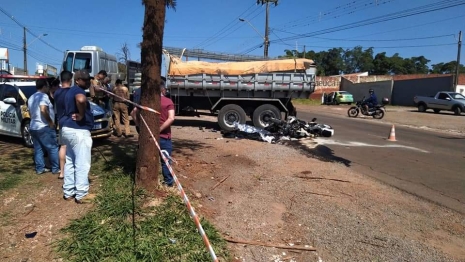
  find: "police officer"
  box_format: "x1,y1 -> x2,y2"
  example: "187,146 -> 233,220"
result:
112,79 -> 133,137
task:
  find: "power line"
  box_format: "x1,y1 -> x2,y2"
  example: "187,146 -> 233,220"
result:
272,31 -> 456,42
193,3 -> 259,49
273,42 -> 457,49
271,0 -> 465,43
274,0 -> 397,29
0,6 -> 63,53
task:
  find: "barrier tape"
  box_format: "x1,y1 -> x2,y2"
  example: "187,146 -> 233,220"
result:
139,115 -> 219,262
96,86 -> 161,115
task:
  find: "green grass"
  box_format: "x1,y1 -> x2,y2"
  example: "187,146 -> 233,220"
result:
55,143 -> 229,262
292,98 -> 322,105
0,146 -> 35,193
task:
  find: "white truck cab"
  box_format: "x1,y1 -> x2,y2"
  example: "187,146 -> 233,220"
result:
60,46 -> 124,83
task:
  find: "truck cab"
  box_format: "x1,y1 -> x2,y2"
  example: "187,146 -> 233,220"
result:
61,46 -> 124,83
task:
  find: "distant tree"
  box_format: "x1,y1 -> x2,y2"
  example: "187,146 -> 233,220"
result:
371,52 -> 391,75
136,0 -> 176,192
430,61 -> 465,74
342,46 -> 374,74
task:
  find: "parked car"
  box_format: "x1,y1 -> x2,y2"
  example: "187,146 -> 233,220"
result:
413,91 -> 465,115
322,91 -> 354,105
0,81 -> 113,147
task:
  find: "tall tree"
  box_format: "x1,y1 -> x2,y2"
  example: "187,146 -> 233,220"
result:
137,0 -> 176,192
116,42 -> 131,79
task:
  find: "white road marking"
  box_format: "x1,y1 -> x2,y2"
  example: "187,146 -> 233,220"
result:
300,138 -> 429,153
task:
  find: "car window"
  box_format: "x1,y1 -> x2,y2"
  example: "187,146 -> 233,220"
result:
19,85 -> 37,100
450,93 -> 465,99
0,84 -> 6,100
437,93 -> 448,100
3,85 -> 19,101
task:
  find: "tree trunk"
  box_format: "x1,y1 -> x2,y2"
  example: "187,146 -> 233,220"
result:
136,0 -> 166,192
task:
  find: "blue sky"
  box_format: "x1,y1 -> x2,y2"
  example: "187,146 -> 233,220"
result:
0,0 -> 464,74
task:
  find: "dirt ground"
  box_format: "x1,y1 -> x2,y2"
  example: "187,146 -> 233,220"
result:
1,106 -> 464,262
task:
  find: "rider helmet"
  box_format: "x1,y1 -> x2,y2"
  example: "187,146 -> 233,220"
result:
369,88 -> 374,94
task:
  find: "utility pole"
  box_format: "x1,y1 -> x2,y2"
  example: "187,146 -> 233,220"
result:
303,45 -> 306,59
454,30 -> 462,88
23,27 -> 27,75
264,1 -> 270,59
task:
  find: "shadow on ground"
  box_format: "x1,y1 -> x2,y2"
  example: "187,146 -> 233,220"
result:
287,141 -> 352,167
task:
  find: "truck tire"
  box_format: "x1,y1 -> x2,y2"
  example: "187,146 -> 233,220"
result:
252,104 -> 281,129
21,119 -> 33,148
453,106 -> 462,115
218,104 -> 246,131
418,103 -> 427,112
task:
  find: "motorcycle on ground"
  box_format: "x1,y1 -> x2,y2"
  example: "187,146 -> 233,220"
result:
347,97 -> 387,119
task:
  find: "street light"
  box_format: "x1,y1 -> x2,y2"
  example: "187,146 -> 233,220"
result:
23,28 -> 48,75
239,17 -> 269,59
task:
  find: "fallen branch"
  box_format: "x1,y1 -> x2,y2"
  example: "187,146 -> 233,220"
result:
224,237 -> 317,251
24,205 -> 35,216
210,175 -> 231,190
295,176 -> 350,183
303,191 -> 335,197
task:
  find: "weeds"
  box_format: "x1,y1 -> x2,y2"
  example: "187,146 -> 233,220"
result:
292,98 -> 322,106
55,145 -> 229,262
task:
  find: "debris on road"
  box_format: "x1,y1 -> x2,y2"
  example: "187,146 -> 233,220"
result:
223,117 -> 334,143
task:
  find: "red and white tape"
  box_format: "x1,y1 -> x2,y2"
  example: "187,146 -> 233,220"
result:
139,115 -> 219,262
96,86 -> 160,115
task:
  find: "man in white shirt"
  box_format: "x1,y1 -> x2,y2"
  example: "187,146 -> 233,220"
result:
28,78 -> 60,175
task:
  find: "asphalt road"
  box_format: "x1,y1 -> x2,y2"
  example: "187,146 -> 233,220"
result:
297,109 -> 465,214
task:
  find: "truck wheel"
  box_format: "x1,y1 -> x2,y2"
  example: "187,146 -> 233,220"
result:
453,106 -> 462,115
218,104 -> 246,131
418,104 -> 427,112
253,104 -> 281,129
21,119 -> 33,148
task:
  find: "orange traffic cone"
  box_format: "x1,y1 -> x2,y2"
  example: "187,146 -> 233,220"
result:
387,125 -> 397,141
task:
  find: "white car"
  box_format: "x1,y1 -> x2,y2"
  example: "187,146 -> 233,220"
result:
0,81 -> 113,147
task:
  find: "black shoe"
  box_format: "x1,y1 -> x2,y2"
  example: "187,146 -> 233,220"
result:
63,195 -> 74,201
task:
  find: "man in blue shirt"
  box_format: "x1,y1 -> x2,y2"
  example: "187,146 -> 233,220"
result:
59,70 -> 94,204
364,88 -> 378,114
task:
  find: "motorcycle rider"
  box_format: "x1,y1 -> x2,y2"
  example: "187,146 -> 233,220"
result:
364,88 -> 378,114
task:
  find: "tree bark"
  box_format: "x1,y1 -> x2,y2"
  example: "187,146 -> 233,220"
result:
136,0 -> 166,192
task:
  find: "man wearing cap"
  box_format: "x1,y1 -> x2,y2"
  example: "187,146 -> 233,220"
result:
59,70 -> 94,204
89,70 -> 107,107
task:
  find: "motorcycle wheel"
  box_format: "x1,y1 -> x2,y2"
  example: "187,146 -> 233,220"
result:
347,107 -> 359,117
372,109 -> 385,119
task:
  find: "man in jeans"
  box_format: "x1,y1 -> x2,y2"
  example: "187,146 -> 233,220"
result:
59,70 -> 94,204
28,79 -> 60,175
159,81 -> 175,187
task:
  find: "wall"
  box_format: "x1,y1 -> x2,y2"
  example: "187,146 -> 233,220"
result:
310,76 -> 341,99
340,77 -> 393,103
456,85 -> 465,95
391,76 -> 454,106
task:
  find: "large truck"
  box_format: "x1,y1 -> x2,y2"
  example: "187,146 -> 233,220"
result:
131,50 -> 317,131
165,51 -> 316,131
